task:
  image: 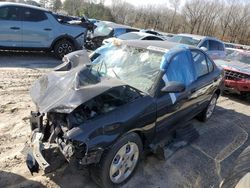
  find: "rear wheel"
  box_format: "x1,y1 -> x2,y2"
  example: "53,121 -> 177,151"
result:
53,39 -> 75,59
90,132 -> 142,188
197,93 -> 218,122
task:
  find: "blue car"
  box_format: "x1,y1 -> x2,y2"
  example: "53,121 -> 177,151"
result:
169,34 -> 226,60
0,2 -> 88,58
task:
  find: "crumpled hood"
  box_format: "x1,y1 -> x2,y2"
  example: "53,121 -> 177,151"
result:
215,59 -> 250,75
30,50 -> 125,114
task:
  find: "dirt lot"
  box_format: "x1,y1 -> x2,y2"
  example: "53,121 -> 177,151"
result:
0,52 -> 250,188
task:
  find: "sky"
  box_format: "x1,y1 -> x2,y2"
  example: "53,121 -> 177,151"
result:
104,0 -> 188,7
105,0 -> 175,7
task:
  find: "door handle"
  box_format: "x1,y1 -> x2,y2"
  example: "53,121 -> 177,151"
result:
44,28 -> 52,31
10,27 -> 20,30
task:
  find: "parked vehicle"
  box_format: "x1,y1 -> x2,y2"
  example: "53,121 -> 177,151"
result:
0,2 -> 89,58
169,34 -> 226,59
26,40 -> 223,188
102,31 -> 164,45
215,48 -> 250,97
85,21 -> 139,50
140,29 -> 175,40
224,42 -> 250,51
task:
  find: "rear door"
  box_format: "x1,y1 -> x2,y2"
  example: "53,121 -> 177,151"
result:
21,7 -> 54,48
0,6 -> 22,47
190,49 -> 218,111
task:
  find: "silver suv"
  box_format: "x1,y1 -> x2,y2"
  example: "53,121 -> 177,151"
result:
0,2 -> 87,58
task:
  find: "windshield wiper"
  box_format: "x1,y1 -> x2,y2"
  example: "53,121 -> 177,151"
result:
112,68 -> 120,79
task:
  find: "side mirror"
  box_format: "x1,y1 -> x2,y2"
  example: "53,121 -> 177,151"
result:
161,81 -> 185,93
200,47 -> 208,52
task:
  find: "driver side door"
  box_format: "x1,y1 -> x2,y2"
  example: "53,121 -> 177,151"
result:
154,50 -> 198,142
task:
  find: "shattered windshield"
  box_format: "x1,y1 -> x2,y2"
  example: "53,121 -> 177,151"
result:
94,22 -> 113,36
169,36 -> 200,46
91,45 -> 163,94
226,51 -> 250,65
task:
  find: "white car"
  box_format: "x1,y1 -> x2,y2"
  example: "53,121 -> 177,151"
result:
102,31 -> 164,45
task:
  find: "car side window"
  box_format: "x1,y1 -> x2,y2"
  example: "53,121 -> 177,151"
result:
218,42 -> 224,51
191,50 -> 209,77
200,40 -> 208,49
0,6 -> 20,21
22,8 -> 47,22
207,57 -> 214,72
166,51 -> 197,86
209,40 -> 222,51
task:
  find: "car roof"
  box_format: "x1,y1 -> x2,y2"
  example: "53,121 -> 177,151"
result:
177,33 -> 222,42
102,21 -> 138,30
121,40 -> 197,52
0,2 -> 50,12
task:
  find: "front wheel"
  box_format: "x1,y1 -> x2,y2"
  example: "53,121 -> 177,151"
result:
91,132 -> 142,188
53,39 -> 75,59
197,93 -> 218,122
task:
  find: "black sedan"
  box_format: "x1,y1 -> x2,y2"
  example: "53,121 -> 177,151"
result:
27,40 -> 223,188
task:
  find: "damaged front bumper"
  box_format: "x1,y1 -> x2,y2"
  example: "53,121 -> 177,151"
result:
26,132 -> 50,174
26,111 -> 103,174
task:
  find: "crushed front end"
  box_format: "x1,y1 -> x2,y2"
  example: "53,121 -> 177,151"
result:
26,110 -> 104,174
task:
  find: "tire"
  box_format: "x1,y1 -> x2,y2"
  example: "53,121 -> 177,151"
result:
90,132 -> 143,188
53,39 -> 75,59
197,93 -> 218,122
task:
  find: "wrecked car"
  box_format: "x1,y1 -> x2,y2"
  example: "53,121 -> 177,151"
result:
215,48 -> 250,97
27,40 -> 223,188
85,21 -> 139,50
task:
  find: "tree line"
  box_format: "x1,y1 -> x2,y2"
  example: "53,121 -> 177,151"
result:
3,0 -> 250,45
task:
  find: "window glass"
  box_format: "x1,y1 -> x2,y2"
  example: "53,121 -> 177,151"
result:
192,51 -> 209,77
218,42 -> 224,51
22,8 -> 47,22
166,51 -> 197,86
209,40 -> 221,51
0,6 -> 20,21
200,40 -> 208,48
114,28 -> 127,37
207,58 -> 214,72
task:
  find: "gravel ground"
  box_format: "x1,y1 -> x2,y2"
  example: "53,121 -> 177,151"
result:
0,52 -> 249,188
